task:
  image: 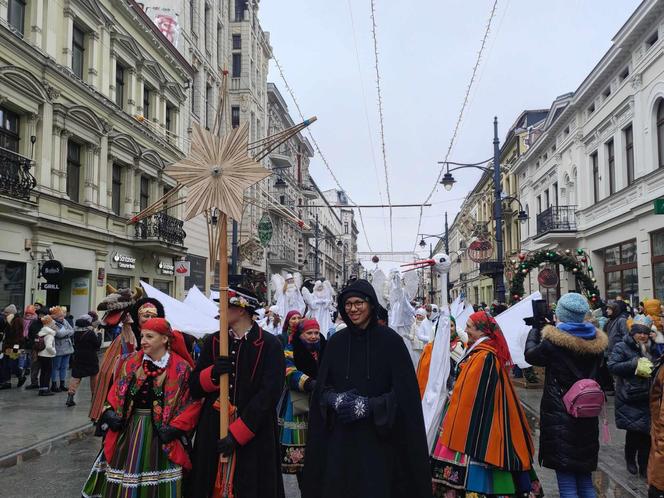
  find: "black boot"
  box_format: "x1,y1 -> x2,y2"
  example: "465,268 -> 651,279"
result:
65,392 -> 76,407
649,486 -> 664,498
59,381 -> 67,392
51,382 -> 59,393
17,376 -> 26,388
626,450 -> 638,475
638,451 -> 649,478
39,388 -> 54,397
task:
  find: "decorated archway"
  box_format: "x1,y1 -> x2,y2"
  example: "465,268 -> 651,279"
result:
508,248 -> 601,307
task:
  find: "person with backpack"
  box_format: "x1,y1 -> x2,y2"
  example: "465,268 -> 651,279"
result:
525,292 -> 608,498
608,316 -> 658,477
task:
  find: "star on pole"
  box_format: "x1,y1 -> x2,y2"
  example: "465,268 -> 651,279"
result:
164,121 -> 271,222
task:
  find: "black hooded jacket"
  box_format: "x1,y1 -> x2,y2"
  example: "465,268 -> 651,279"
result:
302,279 -> 432,498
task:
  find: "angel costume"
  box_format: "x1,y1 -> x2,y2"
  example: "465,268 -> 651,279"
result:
387,270 -> 418,368
302,281 -> 335,337
272,273 -> 306,319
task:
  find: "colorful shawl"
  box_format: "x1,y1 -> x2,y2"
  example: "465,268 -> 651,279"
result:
89,334 -> 135,422
440,341 -> 534,471
469,311 -> 512,365
103,351 -> 202,469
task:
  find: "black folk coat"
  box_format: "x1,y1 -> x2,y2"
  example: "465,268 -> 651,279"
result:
608,335 -> 657,434
188,323 -> 285,498
302,279 -> 432,498
524,324 -> 608,473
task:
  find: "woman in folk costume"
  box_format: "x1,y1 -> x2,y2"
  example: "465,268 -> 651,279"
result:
82,318 -> 201,498
278,318 -> 326,489
280,309 -> 303,347
431,311 -> 542,497
89,287 -> 147,423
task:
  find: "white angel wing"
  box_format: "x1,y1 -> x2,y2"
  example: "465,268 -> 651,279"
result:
301,287 -> 314,308
322,280 -> 335,300
293,272 -> 303,290
403,271 -> 419,301
371,269 -> 387,308
270,274 -> 285,298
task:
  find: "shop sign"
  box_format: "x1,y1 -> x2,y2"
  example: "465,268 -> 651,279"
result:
113,252 -> 136,269
97,268 -> 105,287
175,260 -> 190,277
41,260 -> 64,281
258,214 -> 273,248
40,282 -> 60,291
158,261 -> 175,275
655,198 -> 664,214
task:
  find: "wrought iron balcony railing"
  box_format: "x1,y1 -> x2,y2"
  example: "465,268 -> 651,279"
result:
135,212 -> 186,245
0,147 -> 36,201
536,205 -> 577,235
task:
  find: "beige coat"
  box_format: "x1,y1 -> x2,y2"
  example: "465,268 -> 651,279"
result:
649,361 -> 664,490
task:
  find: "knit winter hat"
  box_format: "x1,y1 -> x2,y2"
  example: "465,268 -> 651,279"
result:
632,314 -> 653,328
630,323 -> 651,336
3,304 -> 17,315
556,293 -> 590,324
75,314 -> 93,328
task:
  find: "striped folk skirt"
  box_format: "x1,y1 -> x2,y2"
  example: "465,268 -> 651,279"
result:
82,409 -> 182,498
278,391 -> 309,474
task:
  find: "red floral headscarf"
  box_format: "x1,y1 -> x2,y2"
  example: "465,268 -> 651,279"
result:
282,310 -> 302,343
468,311 -> 512,366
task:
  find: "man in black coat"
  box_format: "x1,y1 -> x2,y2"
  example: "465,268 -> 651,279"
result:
302,279 -> 432,498
188,287 -> 285,498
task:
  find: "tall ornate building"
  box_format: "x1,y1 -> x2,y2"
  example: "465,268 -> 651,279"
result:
0,0 -> 192,314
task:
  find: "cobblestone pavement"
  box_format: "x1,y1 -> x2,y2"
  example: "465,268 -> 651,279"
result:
0,433 -> 301,498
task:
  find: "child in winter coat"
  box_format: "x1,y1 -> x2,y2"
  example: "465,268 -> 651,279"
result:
37,315 -> 57,396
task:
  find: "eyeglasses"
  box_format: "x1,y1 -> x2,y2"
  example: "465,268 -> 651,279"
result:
344,300 -> 367,311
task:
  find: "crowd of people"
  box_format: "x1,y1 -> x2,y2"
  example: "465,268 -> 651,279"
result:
2,279 -> 664,498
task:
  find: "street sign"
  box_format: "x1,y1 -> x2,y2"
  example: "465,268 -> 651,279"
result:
175,260 -> 191,276
41,260 -> 64,281
40,282 -> 60,291
655,198 -> 664,214
258,213 -> 273,247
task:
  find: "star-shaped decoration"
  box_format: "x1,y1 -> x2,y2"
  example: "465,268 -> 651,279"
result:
165,121 -> 271,222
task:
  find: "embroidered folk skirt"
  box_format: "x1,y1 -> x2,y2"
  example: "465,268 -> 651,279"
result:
82,409 -> 182,498
278,391 -> 308,474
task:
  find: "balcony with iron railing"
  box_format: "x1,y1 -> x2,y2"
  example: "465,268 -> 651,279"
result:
535,205 -> 577,243
0,146 -> 37,201
267,243 -> 298,267
134,212 -> 186,247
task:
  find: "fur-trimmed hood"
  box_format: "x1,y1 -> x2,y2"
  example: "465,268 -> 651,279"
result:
541,324 -> 608,355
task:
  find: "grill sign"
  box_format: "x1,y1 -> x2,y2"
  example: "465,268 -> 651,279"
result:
41,260 -> 64,281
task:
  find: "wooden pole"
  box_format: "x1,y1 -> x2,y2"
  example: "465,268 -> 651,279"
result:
219,212 -> 230,438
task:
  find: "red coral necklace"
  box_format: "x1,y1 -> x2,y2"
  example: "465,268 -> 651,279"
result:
142,360 -> 166,378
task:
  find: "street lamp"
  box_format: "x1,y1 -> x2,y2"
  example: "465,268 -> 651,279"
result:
436,117 -> 527,303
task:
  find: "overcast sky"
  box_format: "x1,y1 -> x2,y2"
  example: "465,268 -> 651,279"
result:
260,0 -> 641,255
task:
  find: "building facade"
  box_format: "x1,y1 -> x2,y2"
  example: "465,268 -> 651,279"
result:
516,0 -> 664,306
0,0 -> 193,315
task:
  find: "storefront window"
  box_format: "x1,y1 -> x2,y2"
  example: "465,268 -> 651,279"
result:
604,239 -> 638,304
153,280 -> 171,296
107,275 -> 131,290
185,254 -> 207,290
0,261 -> 25,310
652,230 -> 664,300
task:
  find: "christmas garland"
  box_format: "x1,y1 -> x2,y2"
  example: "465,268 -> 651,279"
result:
508,248 -> 601,308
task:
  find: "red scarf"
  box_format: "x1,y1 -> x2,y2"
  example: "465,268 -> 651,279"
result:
469,311 -> 512,366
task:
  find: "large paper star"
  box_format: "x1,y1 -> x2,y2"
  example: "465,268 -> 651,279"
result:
164,122 -> 271,222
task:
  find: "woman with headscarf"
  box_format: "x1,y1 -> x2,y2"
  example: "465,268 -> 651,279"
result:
606,300 -> 629,355
280,310 -> 303,347
608,316 -> 658,477
82,318 -> 200,497
278,318 -> 326,489
431,310 -> 542,497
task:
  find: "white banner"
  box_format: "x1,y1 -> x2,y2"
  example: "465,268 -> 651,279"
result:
494,292 -> 542,368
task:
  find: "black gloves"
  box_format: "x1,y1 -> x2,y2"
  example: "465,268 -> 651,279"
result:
303,378 -> 316,393
217,433 -> 238,456
322,389 -> 371,424
336,392 -> 371,423
100,409 -> 123,432
212,355 -> 234,381
157,424 -> 184,444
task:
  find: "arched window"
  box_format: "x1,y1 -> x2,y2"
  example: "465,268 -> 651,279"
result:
658,99 -> 664,168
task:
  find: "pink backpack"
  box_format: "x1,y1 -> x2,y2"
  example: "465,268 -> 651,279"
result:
562,379 -> 605,418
